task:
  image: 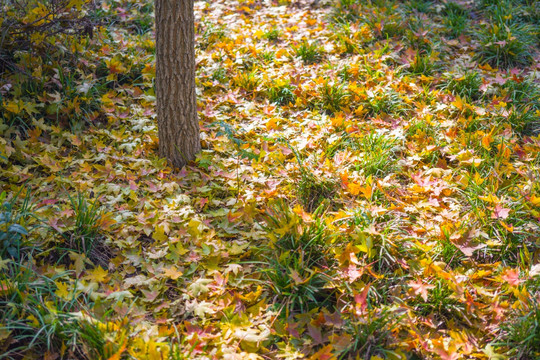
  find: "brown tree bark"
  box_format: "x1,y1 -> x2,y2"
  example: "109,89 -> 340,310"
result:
155,0 -> 200,168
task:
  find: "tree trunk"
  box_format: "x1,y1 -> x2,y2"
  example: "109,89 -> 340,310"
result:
155,0 -> 200,169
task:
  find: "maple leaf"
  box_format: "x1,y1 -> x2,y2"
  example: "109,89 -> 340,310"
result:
491,204 -> 510,219
408,280 -> 435,301
161,266 -> 183,280
501,269 -> 521,286
84,266 -> 109,283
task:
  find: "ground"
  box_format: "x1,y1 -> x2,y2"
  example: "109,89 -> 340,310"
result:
1,0 -> 540,359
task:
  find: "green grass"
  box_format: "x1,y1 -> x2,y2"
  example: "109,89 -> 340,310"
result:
339,306 -> 404,360
493,297 -> 540,359
267,80 -> 296,106
259,201 -> 335,315
441,71 -> 482,100
364,88 -> 408,116
407,52 -> 437,76
319,81 -> 349,114
475,21 -> 536,68
0,262 -> 120,359
355,132 -> 401,177
263,27 -> 281,41
233,70 -> 261,93
198,22 -> 226,50
0,190 -> 33,260
293,41 -> 324,64
443,2 -> 469,37
54,193 -> 112,267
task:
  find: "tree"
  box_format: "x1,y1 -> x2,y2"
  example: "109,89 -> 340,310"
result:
155,0 -> 201,168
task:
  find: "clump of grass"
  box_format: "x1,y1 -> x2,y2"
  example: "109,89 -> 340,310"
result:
0,262 -> 123,359
265,200 -> 331,262
505,106 -> 539,135
267,80 -> 296,106
289,146 -> 336,212
319,81 -> 349,114
475,21 -> 536,68
355,132 -> 401,177
298,172 -> 336,213
211,67 -> 228,83
262,251 -> 332,315
407,52 -> 437,76
339,306 -> 404,359
441,71 -> 482,100
263,27 -> 281,41
366,10 -> 407,40
198,22 -> 226,50
331,0 -> 362,23
501,78 -> 540,110
259,50 -> 276,63
443,2 -> 469,37
498,78 -> 540,135
411,280 -> 463,320
232,70 -> 261,93
0,190 -> 33,260
402,0 -> 434,14
58,193 -> 113,267
293,41 -> 324,64
364,88 -> 407,116
493,297 -> 540,359
332,22 -> 364,54
260,202 -> 335,315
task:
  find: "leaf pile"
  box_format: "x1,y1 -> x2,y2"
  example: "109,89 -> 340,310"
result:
1,0 -> 540,359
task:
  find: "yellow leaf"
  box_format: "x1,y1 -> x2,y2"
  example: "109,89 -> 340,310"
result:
347,182 -> 361,196
266,117 -> 279,130
84,267 -> 109,283
55,281 -> 71,300
161,266 -> 183,280
4,100 -> 22,114
331,114 -> 345,127
530,195 -> 540,206
482,132 -> 493,150
152,225 -> 168,242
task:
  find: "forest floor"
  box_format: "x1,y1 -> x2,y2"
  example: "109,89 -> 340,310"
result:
1,0 -> 540,359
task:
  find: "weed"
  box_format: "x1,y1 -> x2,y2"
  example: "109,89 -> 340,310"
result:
232,70 -> 261,93
0,262 -> 122,359
493,297 -> 540,359
293,41 -> 324,64
319,81 -> 349,114
263,27 -> 281,41
441,71 -> 482,100
355,132 -> 401,177
407,52 -> 437,76
339,306 -> 404,359
475,21 -> 536,68
57,193 -> 112,267
267,80 -> 296,106
0,190 -> 34,260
